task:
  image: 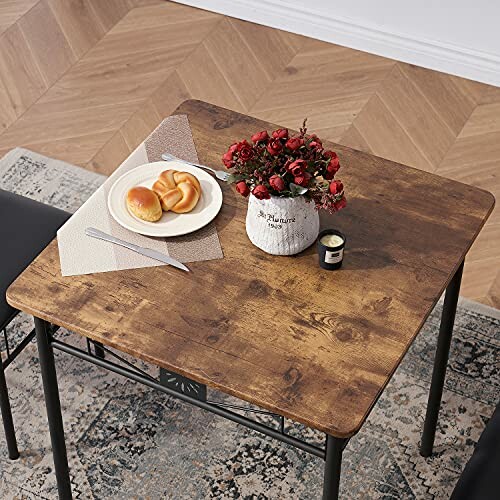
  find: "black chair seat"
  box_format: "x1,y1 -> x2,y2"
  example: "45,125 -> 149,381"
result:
451,401 -> 500,500
0,189 -> 70,328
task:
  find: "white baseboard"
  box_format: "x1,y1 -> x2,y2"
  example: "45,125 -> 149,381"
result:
173,0 -> 500,87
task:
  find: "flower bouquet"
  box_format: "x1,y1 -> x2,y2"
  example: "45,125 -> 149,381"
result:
222,121 -> 346,255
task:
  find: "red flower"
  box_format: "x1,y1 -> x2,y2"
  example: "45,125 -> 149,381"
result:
223,123 -> 344,212
252,184 -> 270,200
222,151 -> 234,169
251,130 -> 269,143
309,134 -> 323,149
237,140 -> 250,150
327,162 -> 340,175
328,155 -> 340,167
294,172 -> 311,187
267,138 -> 283,155
329,180 -> 344,195
269,175 -> 285,192
325,154 -> 340,177
325,150 -> 340,169
237,140 -> 254,162
222,143 -> 238,168
272,128 -> 288,139
235,181 -> 250,197
334,196 -> 347,211
286,137 -> 304,151
287,159 -> 307,176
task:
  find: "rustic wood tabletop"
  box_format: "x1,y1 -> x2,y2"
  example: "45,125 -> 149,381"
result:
7,100 -> 494,438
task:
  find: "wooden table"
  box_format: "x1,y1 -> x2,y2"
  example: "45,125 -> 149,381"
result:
7,100 -> 494,499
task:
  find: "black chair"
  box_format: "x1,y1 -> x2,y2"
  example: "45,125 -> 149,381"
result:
451,401 -> 500,500
0,189 -> 70,459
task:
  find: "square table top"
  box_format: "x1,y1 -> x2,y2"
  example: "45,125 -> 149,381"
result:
7,100 -> 494,438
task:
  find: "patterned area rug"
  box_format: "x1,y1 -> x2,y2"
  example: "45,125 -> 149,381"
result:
0,148 -> 499,499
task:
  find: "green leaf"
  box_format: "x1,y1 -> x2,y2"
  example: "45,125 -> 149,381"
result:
226,173 -> 246,184
289,183 -> 308,196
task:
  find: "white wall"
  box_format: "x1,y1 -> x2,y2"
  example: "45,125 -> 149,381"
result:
175,0 -> 500,86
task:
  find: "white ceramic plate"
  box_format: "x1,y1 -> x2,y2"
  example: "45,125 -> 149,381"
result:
108,161 -> 223,237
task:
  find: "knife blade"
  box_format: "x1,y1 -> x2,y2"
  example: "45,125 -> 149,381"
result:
85,227 -> 189,272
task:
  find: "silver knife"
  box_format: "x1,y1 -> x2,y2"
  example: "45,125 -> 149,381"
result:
85,227 -> 189,272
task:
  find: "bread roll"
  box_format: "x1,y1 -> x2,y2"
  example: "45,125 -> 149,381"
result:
152,170 -> 201,213
126,186 -> 162,222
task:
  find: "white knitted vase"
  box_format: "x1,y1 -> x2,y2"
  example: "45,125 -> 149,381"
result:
246,194 -> 320,255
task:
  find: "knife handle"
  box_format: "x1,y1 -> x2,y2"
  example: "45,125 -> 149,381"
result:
162,153 -> 217,174
85,227 -> 140,253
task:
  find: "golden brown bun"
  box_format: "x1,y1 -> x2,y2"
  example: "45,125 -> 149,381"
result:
152,170 -> 201,213
126,186 -> 162,222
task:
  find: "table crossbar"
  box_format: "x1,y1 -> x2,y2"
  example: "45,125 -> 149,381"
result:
51,338 -> 330,459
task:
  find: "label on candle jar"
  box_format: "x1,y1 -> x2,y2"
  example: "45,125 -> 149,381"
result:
325,248 -> 343,264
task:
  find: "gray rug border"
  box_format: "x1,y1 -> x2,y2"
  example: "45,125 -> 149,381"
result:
0,147 -> 106,182
458,296 -> 500,319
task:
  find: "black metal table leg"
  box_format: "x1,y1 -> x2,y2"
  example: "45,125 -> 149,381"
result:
0,353 -> 19,459
420,261 -> 464,457
94,342 -> 105,360
323,435 -> 345,499
35,317 -> 72,499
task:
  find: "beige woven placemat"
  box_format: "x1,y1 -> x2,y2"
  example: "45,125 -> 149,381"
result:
57,115 -> 223,276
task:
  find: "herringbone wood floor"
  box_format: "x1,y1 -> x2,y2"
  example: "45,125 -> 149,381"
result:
0,0 -> 498,306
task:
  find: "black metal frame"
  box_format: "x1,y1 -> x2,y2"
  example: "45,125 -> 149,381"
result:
32,260 -> 464,500
0,317 -> 103,461
0,346 -> 18,460
420,261 -> 464,457
0,315 -> 38,460
55,336 -> 329,458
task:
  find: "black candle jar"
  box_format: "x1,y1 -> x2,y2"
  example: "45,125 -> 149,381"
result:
317,229 -> 346,270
